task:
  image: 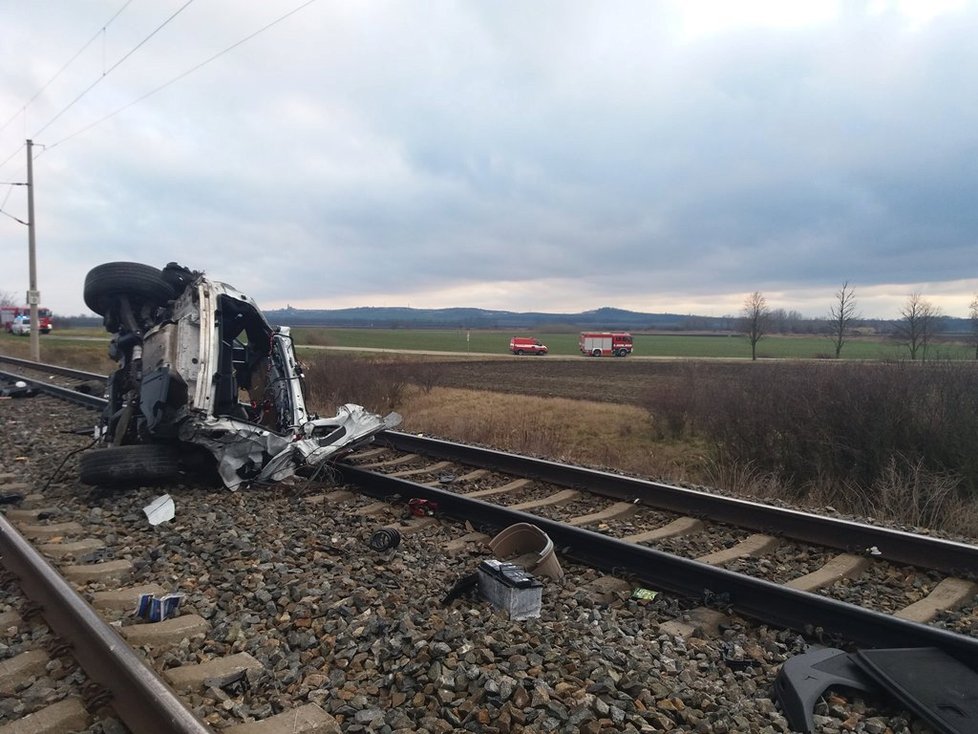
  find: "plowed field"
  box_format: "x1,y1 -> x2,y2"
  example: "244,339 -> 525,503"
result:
423,358 -> 757,406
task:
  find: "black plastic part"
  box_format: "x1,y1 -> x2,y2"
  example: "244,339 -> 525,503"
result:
854,648 -> 978,734
140,366 -> 188,437
773,648 -> 876,734
442,572 -> 479,605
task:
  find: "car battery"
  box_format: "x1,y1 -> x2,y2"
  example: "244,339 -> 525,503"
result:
477,559 -> 543,620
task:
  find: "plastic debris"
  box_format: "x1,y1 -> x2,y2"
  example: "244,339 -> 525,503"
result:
135,592 -> 184,621
408,498 -> 438,517
443,571 -> 480,605
488,522 -> 563,580
631,587 -> 659,601
143,494 -> 175,525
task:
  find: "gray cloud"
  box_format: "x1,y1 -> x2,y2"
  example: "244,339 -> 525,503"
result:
1,2 -> 976,318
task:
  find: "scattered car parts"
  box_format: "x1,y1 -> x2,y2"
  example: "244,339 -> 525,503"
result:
367,527 -> 402,552
143,494 -> 176,526
488,522 -> 563,579
774,646 -> 978,734
79,261 -> 400,490
0,380 -> 37,398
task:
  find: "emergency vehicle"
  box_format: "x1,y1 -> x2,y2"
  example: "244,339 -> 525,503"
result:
510,336 -> 548,355
1,306 -> 53,334
579,332 -> 633,357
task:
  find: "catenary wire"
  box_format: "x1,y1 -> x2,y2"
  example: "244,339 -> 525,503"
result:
31,0 -> 197,140
43,0 -> 320,153
0,0 -> 136,137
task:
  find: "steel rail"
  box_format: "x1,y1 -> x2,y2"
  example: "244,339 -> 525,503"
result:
0,514 -> 213,733
338,464 -> 978,668
0,369 -> 105,409
379,431 -> 978,576
0,354 -> 107,382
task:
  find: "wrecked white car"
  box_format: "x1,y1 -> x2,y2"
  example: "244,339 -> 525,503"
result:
79,261 -> 399,489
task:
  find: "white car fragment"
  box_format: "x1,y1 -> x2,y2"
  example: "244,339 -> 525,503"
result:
79,262 -> 400,490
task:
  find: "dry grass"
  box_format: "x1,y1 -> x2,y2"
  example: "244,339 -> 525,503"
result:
388,386 -> 709,483
0,338 -> 115,373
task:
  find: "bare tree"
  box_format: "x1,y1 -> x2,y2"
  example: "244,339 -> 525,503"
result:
969,294 -> 978,360
0,290 -> 15,307
895,292 -> 941,361
828,281 -> 859,358
741,291 -> 770,361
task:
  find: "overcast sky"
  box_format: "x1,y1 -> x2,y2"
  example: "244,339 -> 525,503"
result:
1,1 -> 976,320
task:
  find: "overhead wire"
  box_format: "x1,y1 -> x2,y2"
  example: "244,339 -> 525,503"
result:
31,0 -> 197,140
0,179 -> 23,225
0,0 -> 136,137
43,0 -> 321,154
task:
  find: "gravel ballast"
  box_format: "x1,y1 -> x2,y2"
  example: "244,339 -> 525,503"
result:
0,394 -> 948,732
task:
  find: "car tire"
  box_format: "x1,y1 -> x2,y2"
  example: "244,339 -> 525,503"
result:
79,444 -> 181,487
83,262 -> 176,317
516,350 -> 524,355
592,349 -> 601,357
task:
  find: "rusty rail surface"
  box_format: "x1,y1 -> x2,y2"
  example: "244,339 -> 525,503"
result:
0,514 -> 213,734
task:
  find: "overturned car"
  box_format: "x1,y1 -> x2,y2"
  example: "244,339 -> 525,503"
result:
79,262 -> 399,489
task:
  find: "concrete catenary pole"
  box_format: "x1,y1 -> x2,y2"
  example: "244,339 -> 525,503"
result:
26,139 -> 39,361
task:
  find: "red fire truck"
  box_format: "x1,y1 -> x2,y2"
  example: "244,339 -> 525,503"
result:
1,306 -> 53,334
579,331 -> 633,357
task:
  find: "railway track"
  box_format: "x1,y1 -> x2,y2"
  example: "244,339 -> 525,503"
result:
2,355 -> 978,732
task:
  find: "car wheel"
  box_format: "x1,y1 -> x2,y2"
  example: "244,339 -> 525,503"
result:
83,262 -> 176,317
592,349 -> 601,357
79,444 -> 181,487
516,350 -> 524,355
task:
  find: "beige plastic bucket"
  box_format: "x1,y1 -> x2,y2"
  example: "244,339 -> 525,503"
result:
488,522 -> 563,580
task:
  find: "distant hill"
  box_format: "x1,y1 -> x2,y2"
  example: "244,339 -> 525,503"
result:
262,306 -> 974,336
262,305 -> 718,331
